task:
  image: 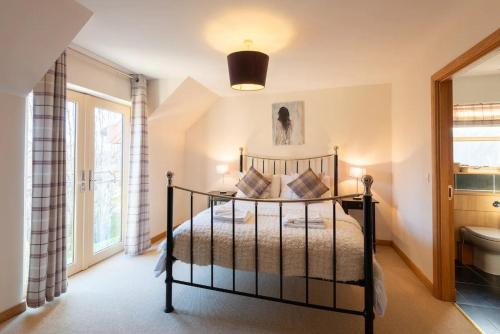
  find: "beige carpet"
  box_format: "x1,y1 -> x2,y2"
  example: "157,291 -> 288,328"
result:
0,246 -> 477,334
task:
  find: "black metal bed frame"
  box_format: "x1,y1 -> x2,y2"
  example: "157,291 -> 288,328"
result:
164,147 -> 375,333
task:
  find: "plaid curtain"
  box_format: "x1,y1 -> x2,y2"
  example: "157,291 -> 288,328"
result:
27,52 -> 67,308
125,74 -> 151,255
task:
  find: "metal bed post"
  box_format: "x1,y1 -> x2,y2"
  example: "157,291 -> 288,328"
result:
332,199 -> 337,308
190,192 -> 194,283
232,199 -> 236,291
239,147 -> 244,173
333,146 -> 339,196
279,202 -> 283,299
362,175 -> 374,334
254,201 -> 259,295
210,196 -> 214,287
305,203 -> 309,304
165,171 -> 175,313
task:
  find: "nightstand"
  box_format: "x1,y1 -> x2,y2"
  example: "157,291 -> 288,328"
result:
207,190 -> 237,207
341,196 -> 379,252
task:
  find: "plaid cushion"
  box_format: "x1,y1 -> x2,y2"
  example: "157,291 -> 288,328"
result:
287,168 -> 329,199
236,167 -> 271,198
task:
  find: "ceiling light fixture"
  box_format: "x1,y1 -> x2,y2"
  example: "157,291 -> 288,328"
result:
227,39 -> 269,91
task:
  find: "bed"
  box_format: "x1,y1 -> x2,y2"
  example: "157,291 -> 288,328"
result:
158,147 -> 385,334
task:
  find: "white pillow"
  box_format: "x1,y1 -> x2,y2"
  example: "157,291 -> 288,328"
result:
320,174 -> 332,198
280,173 -> 300,199
270,174 -> 282,198
236,174 -> 281,199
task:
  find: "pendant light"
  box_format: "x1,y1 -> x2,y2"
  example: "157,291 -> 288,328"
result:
227,39 -> 269,91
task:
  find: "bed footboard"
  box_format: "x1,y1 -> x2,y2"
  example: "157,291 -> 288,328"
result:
164,172 -> 375,334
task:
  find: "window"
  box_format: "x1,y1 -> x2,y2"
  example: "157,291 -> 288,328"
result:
453,126 -> 500,167
453,103 -> 500,167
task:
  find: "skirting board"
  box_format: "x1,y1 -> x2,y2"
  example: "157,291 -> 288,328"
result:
0,302 -> 26,324
376,239 -> 392,246
377,239 -> 433,292
151,232 -> 166,244
454,303 -> 485,334
391,242 -> 434,292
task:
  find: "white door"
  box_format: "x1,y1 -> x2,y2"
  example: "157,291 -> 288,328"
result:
66,90 -> 130,276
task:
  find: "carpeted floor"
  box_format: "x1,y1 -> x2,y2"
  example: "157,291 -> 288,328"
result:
0,246 -> 478,334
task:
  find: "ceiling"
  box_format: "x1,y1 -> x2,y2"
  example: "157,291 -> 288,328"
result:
456,47 -> 500,77
73,0 -> 498,96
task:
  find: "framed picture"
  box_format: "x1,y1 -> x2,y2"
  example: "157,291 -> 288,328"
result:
272,101 -> 304,145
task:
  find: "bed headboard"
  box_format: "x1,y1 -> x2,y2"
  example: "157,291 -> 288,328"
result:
239,146 -> 339,196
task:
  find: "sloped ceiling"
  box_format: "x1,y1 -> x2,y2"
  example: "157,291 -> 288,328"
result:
0,0 -> 92,97
73,0 -> 500,97
149,77 -> 219,130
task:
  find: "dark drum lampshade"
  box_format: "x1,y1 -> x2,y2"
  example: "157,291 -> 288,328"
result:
227,50 -> 269,91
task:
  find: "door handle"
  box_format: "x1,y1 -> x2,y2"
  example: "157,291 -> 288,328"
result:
448,185 -> 454,200
79,171 -> 86,192
493,201 -> 500,208
88,170 -> 93,191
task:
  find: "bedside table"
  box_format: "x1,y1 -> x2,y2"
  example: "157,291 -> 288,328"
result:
341,196 -> 379,252
207,190 -> 237,207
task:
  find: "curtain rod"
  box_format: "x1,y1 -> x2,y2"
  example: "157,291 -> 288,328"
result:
67,47 -> 133,79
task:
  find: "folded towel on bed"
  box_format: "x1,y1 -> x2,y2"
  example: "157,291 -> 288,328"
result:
283,212 -> 325,229
284,220 -> 325,229
213,206 -> 251,223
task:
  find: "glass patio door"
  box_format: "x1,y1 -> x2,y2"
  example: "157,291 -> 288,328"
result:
66,90 -> 130,275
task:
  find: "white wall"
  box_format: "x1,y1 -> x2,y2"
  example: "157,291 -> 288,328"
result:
391,72 -> 434,279
0,0 -> 92,315
0,93 -> 26,313
0,0 -> 91,96
147,78 -> 185,114
454,74 -> 500,104
148,118 -> 188,234
184,84 -> 393,240
391,22 -> 500,281
147,77 -> 219,234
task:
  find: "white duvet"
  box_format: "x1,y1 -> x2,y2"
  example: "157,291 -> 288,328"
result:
154,200 -> 387,315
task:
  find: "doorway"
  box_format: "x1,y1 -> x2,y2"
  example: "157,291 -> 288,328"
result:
66,90 -> 130,275
432,29 -> 500,299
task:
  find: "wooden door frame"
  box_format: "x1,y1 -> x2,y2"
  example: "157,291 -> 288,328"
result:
432,28 -> 500,301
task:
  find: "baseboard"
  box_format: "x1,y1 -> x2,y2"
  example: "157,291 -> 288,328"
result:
151,232 -> 166,244
376,239 -> 392,246
454,303 -> 485,334
0,302 -> 26,324
391,242 -> 433,292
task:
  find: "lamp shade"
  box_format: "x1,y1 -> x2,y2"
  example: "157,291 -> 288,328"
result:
216,164 -> 229,175
349,167 -> 364,178
227,50 -> 269,91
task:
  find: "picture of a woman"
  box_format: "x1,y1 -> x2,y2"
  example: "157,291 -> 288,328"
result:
272,101 -> 304,145
274,106 -> 292,145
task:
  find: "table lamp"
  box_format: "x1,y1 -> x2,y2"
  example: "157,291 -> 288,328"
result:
216,164 -> 229,193
349,166 -> 365,199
